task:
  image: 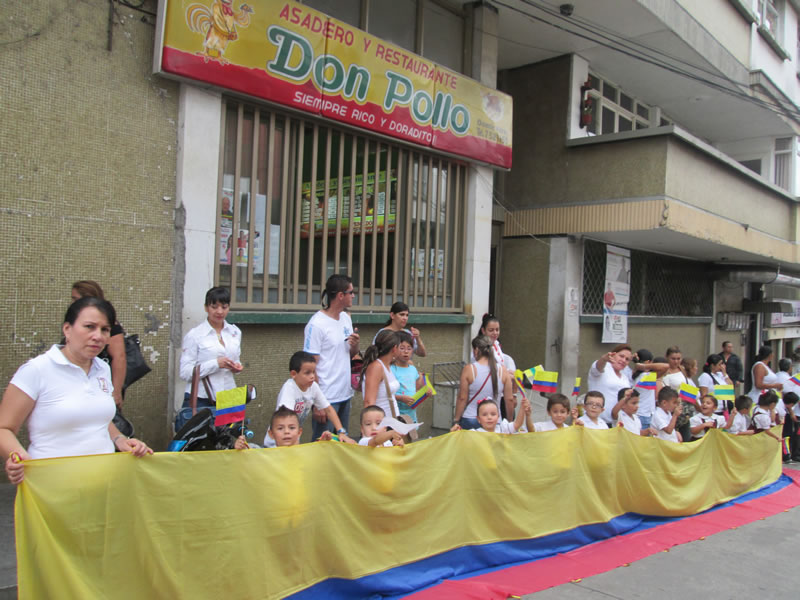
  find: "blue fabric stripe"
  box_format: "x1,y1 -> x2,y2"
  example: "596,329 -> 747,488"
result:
287,474 -> 792,600
215,405 -> 246,416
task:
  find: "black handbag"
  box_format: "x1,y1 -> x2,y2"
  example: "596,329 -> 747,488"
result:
123,334 -> 151,390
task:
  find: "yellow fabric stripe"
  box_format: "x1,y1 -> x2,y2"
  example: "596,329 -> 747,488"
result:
15,427 -> 781,599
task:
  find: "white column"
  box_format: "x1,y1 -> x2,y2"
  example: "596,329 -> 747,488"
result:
546,237 -> 582,393
464,1 -> 498,340
170,84 -> 223,415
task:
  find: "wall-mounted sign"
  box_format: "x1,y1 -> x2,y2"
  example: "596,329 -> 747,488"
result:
154,0 -> 512,168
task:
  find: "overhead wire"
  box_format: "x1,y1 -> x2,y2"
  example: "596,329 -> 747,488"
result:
490,0 -> 800,122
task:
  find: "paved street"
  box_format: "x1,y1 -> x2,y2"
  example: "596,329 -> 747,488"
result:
524,466 -> 800,599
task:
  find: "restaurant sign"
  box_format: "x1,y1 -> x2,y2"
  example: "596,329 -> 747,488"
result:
154,0 -> 513,168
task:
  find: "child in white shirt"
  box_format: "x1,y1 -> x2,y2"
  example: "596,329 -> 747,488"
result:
727,395 -> 753,435
752,391 -> 780,442
574,390 -> 608,430
652,387 -> 682,443
689,395 -> 728,440
533,394 -> 573,432
616,391 -> 657,436
264,351 -> 354,447
358,406 -> 404,447
452,396 -> 531,434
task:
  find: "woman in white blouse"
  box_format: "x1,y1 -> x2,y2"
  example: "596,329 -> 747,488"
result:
176,287 -> 243,430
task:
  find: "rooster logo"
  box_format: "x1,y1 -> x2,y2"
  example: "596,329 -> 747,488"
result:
186,0 -> 254,64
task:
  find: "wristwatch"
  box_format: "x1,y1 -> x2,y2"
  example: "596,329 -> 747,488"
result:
337,428 -> 347,435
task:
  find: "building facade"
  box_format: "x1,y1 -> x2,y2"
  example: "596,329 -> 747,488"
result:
1,0 -> 507,448
494,0 -> 800,390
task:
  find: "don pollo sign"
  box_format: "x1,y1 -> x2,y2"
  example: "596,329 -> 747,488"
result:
155,0 -> 512,168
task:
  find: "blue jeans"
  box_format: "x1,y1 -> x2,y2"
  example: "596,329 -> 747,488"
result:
312,398 -> 351,441
459,416 -> 480,430
639,415 -> 652,429
174,394 -> 216,432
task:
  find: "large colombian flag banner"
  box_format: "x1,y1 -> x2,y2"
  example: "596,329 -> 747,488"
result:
153,0 -> 513,168
15,428 -> 781,599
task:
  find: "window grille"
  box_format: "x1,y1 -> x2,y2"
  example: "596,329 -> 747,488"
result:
586,74 -> 652,135
581,239 -> 713,317
216,99 -> 467,312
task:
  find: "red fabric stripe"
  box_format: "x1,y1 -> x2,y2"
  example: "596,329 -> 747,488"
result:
404,469 -> 800,599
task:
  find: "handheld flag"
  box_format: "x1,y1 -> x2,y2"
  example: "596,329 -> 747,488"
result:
572,377 -> 581,396
523,365 -> 543,384
214,386 -> 247,426
513,370 -> 527,397
636,372 -> 657,390
530,369 -> 559,394
714,384 -> 734,400
791,373 -> 800,386
409,375 -> 436,409
679,383 -> 699,406
783,437 -> 791,456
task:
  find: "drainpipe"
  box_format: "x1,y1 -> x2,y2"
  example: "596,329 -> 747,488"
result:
716,269 -> 800,288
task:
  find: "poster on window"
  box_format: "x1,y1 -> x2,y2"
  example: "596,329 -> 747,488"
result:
411,248 -> 444,280
602,244 -> 630,344
300,171 -> 397,238
219,189 -> 234,266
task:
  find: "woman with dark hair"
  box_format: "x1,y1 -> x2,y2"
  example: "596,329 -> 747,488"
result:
1,297 -> 152,484
698,354 -> 733,414
372,301 -> 426,357
477,314 -> 513,369
588,344 -> 633,426
454,335 -> 513,429
361,330 -> 402,418
71,280 -> 127,407
176,286 -> 243,431
747,345 -> 782,405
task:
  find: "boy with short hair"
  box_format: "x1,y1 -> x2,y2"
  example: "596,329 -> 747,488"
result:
652,387 -> 682,443
617,390 -> 656,436
728,395 -> 754,435
235,406 -> 304,449
263,351 -> 354,447
358,406 -> 404,447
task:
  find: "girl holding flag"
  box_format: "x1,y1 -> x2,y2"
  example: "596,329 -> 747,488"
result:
629,349 -> 668,429
455,336 -> 512,430
698,354 -> 733,415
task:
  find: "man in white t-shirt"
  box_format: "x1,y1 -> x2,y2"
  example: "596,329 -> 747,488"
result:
304,274 -> 360,441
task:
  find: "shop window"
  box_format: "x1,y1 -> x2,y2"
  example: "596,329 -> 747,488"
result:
216,99 -> 467,312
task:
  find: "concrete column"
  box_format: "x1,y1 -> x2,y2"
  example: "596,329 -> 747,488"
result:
170,84 -> 223,416
464,1 -> 498,340
545,237 -> 582,394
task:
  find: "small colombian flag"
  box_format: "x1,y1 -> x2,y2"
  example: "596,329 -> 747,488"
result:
783,437 -> 791,456
513,370 -> 527,397
636,372 -> 657,390
791,373 -> 800,386
523,365 -> 543,383
409,375 -> 436,409
572,377 -> 581,396
530,369 -> 559,394
679,383 -> 699,406
214,386 -> 247,426
714,384 -> 734,399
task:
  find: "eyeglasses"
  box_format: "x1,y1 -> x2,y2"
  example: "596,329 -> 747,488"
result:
584,402 -> 603,408
341,290 -> 355,296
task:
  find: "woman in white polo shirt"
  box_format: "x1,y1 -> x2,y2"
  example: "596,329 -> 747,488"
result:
1,297 -> 152,484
